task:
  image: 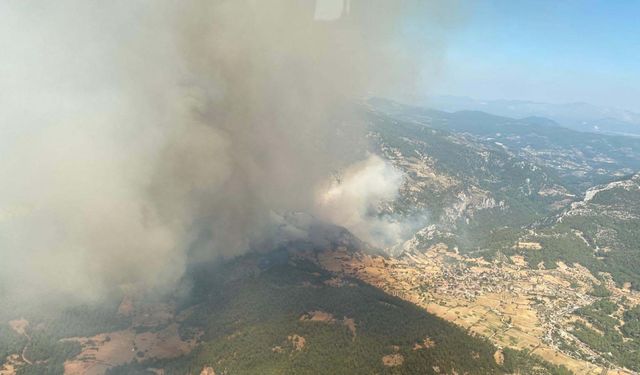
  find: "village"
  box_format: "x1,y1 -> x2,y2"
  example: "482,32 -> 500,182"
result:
303,244 -> 640,375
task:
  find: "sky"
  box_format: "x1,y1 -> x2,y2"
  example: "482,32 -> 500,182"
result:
420,0 -> 640,110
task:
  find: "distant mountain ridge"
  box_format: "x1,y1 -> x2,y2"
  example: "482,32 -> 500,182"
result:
368,97 -> 640,191
425,95 -> 640,137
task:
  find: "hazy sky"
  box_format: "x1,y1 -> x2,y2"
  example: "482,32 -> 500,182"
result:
422,0 -> 640,110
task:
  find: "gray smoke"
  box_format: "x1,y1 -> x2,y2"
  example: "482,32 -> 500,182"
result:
0,0 -> 451,304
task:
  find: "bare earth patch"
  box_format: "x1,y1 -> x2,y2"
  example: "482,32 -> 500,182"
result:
299,311 -> 335,323
0,354 -> 23,375
63,324 -> 199,374
63,330 -> 136,375
8,319 -> 29,336
413,337 -> 435,351
494,349 -> 504,365
60,297 -> 204,375
382,354 -> 404,367
134,324 -> 196,359
288,334 -> 306,351
515,242 -> 542,250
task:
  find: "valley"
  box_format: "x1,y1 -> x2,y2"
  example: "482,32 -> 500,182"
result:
3,102 -> 640,375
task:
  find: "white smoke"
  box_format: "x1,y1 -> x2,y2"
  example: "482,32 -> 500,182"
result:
316,155 -> 410,249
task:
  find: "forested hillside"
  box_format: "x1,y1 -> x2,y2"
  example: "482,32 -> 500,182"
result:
1,250 -> 571,375
106,252 -> 570,375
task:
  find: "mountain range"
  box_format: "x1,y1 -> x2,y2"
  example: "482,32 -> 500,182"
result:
425,96 -> 640,137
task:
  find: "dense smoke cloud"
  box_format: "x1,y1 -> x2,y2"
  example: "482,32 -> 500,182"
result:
0,0 -> 448,304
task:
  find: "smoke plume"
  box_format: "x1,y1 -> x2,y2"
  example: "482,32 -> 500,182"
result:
317,155 -> 401,248
0,0 -> 447,304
